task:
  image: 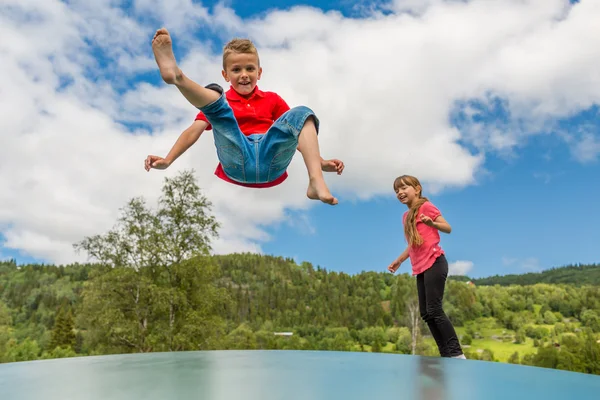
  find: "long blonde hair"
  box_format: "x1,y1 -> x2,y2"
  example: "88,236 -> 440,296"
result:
393,175 -> 428,247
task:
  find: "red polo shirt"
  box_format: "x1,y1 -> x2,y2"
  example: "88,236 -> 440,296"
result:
195,86 -> 291,188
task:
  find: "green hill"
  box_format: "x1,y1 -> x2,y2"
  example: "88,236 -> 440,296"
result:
451,263 -> 600,286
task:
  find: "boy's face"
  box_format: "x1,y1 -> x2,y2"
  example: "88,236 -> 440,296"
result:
222,52 -> 262,97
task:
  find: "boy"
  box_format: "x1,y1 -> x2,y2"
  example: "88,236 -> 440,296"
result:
144,28 -> 344,205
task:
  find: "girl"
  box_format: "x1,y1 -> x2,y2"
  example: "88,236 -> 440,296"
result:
387,175 -> 466,359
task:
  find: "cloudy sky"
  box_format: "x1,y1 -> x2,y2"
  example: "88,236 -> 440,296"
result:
1,0 -> 598,278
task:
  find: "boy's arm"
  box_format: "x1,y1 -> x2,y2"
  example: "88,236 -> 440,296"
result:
145,120 -> 208,171
164,120 -> 208,165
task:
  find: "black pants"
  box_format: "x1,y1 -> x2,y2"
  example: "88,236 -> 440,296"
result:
416,254 -> 463,357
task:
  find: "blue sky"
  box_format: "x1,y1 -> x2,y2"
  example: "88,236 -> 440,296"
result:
1,0 -> 598,279
263,121 -> 600,278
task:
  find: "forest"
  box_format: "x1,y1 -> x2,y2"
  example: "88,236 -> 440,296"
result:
1,170 -> 599,376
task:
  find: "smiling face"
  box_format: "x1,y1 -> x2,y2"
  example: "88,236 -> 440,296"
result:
393,176 -> 422,208
222,52 -> 262,97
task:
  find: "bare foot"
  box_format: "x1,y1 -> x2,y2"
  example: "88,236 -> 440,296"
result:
152,28 -> 182,85
307,178 -> 338,205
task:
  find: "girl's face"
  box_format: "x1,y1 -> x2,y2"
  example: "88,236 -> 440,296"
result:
395,181 -> 420,207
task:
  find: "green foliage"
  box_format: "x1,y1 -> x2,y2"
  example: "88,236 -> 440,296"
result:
0,170 -> 599,376
581,310 -> 600,333
49,305 -> 76,351
472,264 -> 600,286
462,334 -> 473,345
73,170 -> 228,353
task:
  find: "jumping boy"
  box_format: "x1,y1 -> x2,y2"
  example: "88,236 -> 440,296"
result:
144,28 -> 344,205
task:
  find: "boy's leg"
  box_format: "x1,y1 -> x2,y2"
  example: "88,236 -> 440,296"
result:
298,118 -> 337,205
152,28 -> 255,183
259,106 -> 337,205
152,28 -> 220,108
201,87 -> 252,183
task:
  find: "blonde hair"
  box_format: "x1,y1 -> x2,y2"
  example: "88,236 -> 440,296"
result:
222,38 -> 260,69
393,175 -> 429,247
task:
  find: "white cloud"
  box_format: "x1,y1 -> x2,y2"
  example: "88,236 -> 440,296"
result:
571,133 -> 600,163
520,257 -> 541,272
533,170 -> 565,184
1,0 -> 600,264
133,0 -> 210,32
502,256 -> 541,272
448,260 -> 474,276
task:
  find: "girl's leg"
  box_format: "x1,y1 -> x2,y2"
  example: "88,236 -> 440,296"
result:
422,255 -> 464,358
417,272 -> 447,357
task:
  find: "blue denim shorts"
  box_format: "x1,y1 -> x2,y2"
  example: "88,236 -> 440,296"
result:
198,86 -> 319,184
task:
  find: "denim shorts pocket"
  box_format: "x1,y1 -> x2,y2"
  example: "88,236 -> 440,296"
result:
217,144 -> 245,181
267,144 -> 296,182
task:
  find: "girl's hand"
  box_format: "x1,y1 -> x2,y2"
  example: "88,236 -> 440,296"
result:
420,214 -> 435,227
387,259 -> 401,273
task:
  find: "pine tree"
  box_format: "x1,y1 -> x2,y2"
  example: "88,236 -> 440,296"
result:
50,306 -> 76,351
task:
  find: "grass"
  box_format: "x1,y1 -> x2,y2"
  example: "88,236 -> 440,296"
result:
454,322 -> 540,362
464,336 -> 537,362
349,317 -> 577,363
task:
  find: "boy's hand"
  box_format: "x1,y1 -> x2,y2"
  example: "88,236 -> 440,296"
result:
321,159 -> 344,175
420,214 -> 435,227
145,155 -> 170,171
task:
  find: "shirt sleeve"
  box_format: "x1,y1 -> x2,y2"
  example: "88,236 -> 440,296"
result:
421,202 -> 441,220
272,94 -> 290,120
195,111 -> 212,130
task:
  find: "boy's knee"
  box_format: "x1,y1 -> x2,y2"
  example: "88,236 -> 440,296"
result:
289,105 -> 314,115
205,83 -> 224,95
289,106 -> 319,133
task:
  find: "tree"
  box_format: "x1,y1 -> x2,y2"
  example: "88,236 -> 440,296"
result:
74,170 -> 219,270
49,305 -> 76,351
74,170 -> 228,353
580,310 -> 600,333
0,301 -> 13,362
508,351 -> 520,364
514,329 -> 526,344
390,275 -> 421,354
544,311 -> 558,325
407,289 -> 420,355
462,334 -> 473,345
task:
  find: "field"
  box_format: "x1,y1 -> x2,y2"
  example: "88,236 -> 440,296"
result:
453,326 -> 537,362
362,317 -> 565,363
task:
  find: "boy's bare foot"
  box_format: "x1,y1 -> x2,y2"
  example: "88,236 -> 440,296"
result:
307,177 -> 338,205
152,28 -> 182,85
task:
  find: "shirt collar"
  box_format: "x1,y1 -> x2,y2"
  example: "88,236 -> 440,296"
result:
226,85 -> 265,101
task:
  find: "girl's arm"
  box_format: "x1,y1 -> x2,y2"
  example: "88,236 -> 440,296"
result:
396,246 -> 410,263
432,216 -> 451,234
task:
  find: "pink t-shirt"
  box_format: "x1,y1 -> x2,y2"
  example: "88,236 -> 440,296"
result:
403,201 -> 445,276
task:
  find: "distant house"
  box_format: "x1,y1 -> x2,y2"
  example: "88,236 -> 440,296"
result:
274,332 -> 293,336
466,281 -> 475,286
